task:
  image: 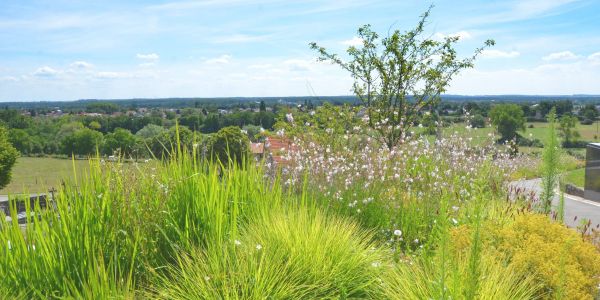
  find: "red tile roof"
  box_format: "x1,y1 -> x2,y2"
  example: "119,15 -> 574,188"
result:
250,142 -> 264,154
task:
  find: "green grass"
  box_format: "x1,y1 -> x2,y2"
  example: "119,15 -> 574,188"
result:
441,121 -> 600,144
0,157 -> 90,195
562,167 -> 585,188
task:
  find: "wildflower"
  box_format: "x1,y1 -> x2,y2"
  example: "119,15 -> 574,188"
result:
234,240 -> 241,246
204,276 -> 211,281
256,244 -> 262,251
393,229 -> 402,237
371,261 -> 381,268
451,218 -> 458,225
285,113 -> 294,123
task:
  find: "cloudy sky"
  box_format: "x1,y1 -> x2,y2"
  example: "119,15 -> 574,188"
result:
0,0 -> 599,101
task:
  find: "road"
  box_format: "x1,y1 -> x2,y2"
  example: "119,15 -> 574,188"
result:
510,178 -> 600,229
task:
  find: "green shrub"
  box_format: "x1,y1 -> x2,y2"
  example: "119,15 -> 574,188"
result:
451,214 -> 600,299
152,207 -> 387,299
470,114 -> 486,128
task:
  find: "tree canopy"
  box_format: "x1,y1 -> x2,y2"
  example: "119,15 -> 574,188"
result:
0,126 -> 19,189
489,104 -> 526,141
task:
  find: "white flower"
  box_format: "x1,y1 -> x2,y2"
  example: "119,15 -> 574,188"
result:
204,276 -> 210,281
256,244 -> 262,251
393,229 -> 402,237
285,113 -> 294,123
452,218 -> 458,225
234,240 -> 241,246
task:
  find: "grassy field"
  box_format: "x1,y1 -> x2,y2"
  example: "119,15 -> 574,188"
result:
443,121 -> 600,143
563,167 -> 585,188
0,157 -> 90,195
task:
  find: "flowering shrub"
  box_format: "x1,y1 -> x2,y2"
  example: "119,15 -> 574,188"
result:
271,127 -> 522,251
451,214 -> 600,299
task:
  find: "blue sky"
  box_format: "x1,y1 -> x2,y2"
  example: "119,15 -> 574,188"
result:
1,0 -> 599,101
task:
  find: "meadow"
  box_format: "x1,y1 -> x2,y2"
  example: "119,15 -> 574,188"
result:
0,157 -> 90,195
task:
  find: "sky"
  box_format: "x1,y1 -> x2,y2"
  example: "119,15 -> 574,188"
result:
0,0 -> 599,101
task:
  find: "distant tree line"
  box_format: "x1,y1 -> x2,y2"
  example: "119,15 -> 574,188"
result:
0,104 -> 276,158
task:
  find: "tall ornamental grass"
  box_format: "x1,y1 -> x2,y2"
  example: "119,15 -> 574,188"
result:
540,108 -> 560,214
152,207 -> 388,299
0,148 -> 285,298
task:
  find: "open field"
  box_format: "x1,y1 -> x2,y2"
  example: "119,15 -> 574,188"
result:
0,157 -> 90,195
443,121 -> 600,143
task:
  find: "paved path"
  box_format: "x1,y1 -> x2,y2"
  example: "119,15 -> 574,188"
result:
510,178 -> 600,229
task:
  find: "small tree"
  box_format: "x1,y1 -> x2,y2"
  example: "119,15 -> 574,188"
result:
489,104 -> 526,141
259,100 -> 267,112
208,126 -> 249,165
310,6 -> 493,148
469,114 -> 486,128
103,128 -> 137,156
61,128 -> 104,156
0,126 -> 19,189
580,104 -> 598,121
558,115 -> 580,147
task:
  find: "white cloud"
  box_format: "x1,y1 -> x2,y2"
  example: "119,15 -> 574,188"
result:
481,49 -> 520,58
451,30 -> 472,40
341,36 -> 363,46
513,0 -> 579,19
0,76 -> 18,82
139,62 -> 156,68
588,52 -> 600,62
33,66 -> 61,77
542,50 -> 579,61
205,54 -> 232,64
136,53 -> 160,61
248,63 -> 273,69
70,61 -> 94,69
434,31 -> 473,41
94,71 -> 131,79
283,59 -> 315,72
450,59 -> 600,95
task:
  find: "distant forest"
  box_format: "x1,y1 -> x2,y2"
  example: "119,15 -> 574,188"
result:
2,94 -> 600,110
